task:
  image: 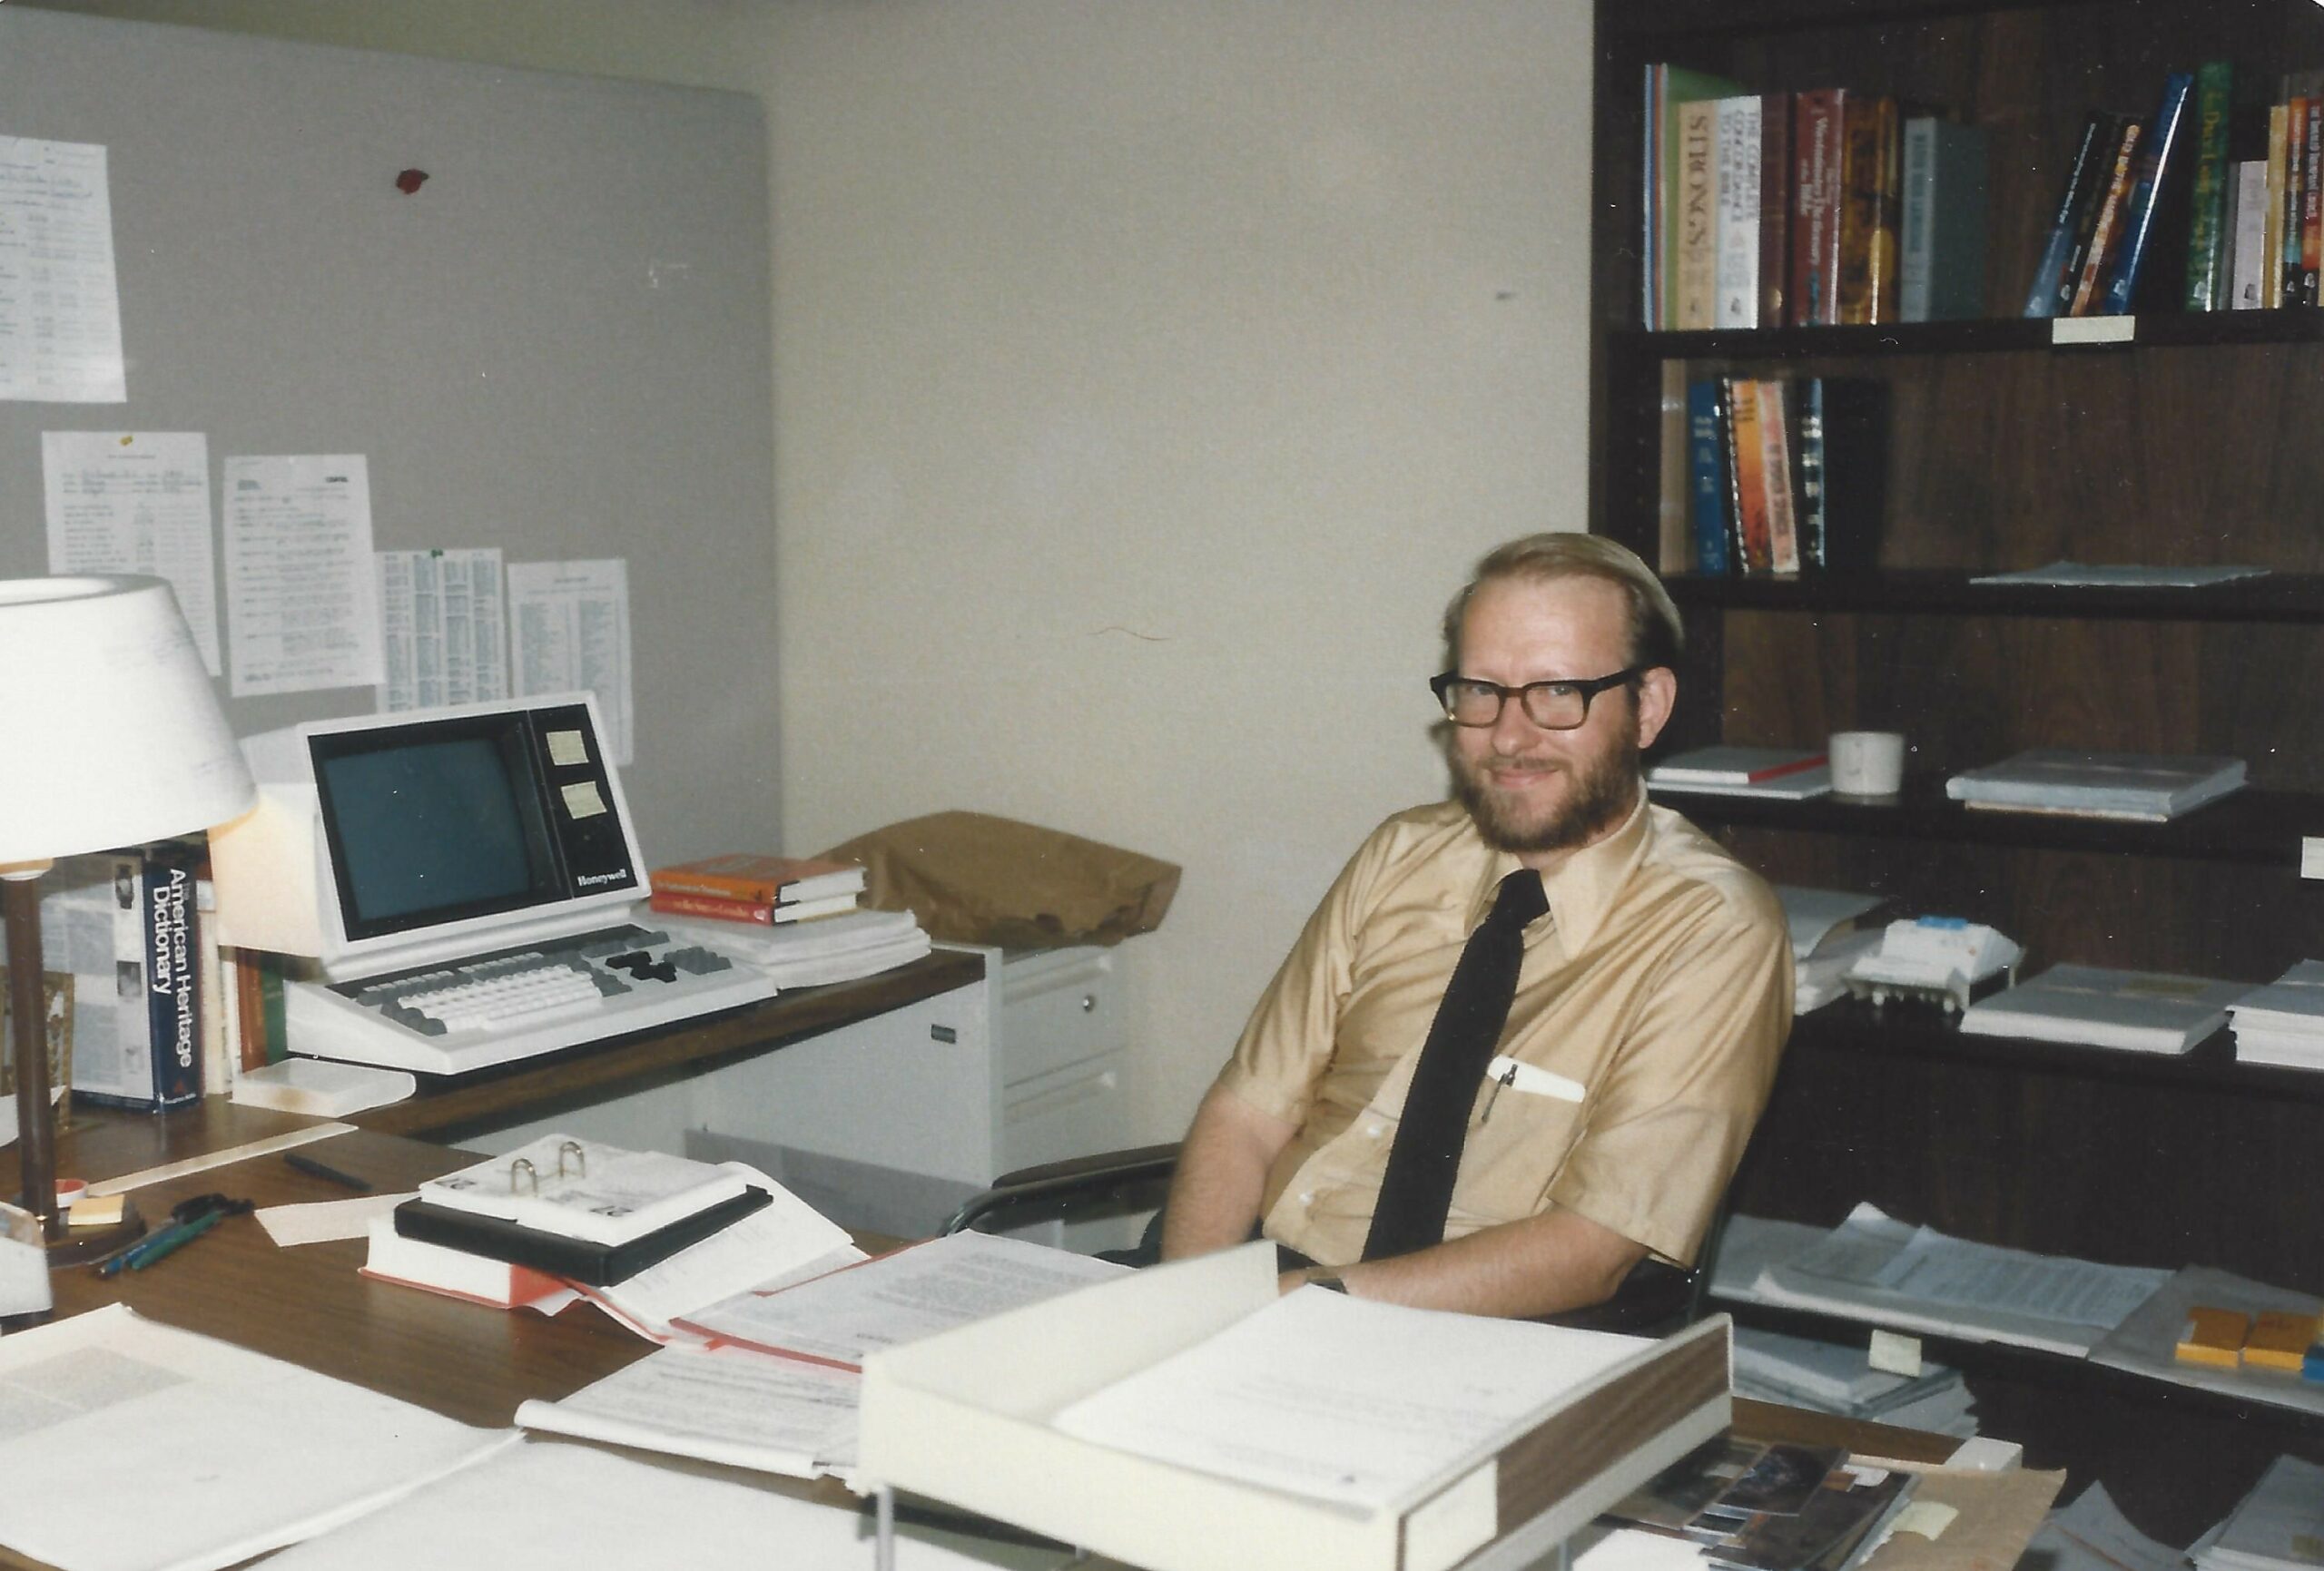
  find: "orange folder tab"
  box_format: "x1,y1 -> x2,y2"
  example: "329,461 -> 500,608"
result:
2242,1310 -> 2322,1373
2174,1306 -> 2250,1369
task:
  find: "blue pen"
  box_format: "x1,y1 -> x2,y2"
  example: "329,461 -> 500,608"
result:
97,1217 -> 193,1278
128,1206 -> 231,1270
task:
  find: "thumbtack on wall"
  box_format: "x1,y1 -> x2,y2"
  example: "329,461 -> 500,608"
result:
395,168 -> 428,194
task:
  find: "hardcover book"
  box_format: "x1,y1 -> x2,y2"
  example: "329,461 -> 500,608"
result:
649,853 -> 867,907
1945,749 -> 2247,820
1898,118 -> 1988,322
2100,71 -> 2194,314
1686,378 -> 1732,576
1790,90 -> 1846,326
1713,94 -> 1763,329
1835,93 -> 1901,324
1958,963 -> 2249,1055
2068,118 -> 2145,315
2023,111 -> 2122,318
2181,61 -> 2235,310
1649,745 -> 1830,786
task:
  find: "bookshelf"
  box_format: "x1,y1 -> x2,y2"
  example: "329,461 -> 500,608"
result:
1592,0 -> 2324,1540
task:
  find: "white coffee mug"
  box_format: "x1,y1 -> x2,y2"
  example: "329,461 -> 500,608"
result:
1830,731 -> 1906,796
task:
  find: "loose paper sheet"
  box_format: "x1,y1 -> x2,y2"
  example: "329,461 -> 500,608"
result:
508,558 -> 633,764
257,1192 -> 416,1248
223,454 -> 384,695
41,430 -> 222,673
517,1341 -> 860,1478
679,1232 -> 1128,1370
375,546 -> 509,712
0,136 -> 126,403
2021,1482 -> 2187,1571
0,1304 -> 514,1571
263,1438 -> 1069,1571
1051,1286 -> 1644,1512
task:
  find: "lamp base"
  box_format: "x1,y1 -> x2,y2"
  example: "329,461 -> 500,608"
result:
39,1198 -> 147,1268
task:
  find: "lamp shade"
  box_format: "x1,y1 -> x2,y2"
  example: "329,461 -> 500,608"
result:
0,575 -> 256,864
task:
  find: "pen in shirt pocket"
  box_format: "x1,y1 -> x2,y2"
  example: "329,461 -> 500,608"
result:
1478,1054 -> 1586,1124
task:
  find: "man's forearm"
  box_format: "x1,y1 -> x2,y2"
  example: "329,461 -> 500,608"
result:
1158,1085 -> 1298,1260
1290,1207 -> 1648,1320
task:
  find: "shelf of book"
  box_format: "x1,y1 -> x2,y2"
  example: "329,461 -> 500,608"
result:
1615,308 -> 2324,360
1784,998 -> 2324,1104
1663,570 -> 2324,622
1657,778 -> 2323,864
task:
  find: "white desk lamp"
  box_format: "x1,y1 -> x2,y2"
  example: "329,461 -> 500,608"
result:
0,576 -> 254,1255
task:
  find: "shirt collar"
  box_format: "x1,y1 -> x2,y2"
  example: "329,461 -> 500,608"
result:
1465,789 -> 1652,953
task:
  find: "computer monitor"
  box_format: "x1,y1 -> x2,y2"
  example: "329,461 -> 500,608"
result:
213,693 -> 648,979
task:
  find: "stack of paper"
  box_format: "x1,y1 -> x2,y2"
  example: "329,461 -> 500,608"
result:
1945,750 -> 2247,821
658,908 -> 932,987
522,1232 -> 1128,1483
2227,960 -> 2324,1070
1731,1326 -> 1978,1437
1777,888 -> 1886,1014
1735,1203 -> 2169,1357
2192,1456 -> 2324,1571
2021,1482 -> 2188,1571
1959,963 -> 2251,1055
1649,746 -> 1834,800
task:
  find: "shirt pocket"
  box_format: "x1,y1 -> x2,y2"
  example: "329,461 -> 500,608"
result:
1452,1068 -> 1591,1230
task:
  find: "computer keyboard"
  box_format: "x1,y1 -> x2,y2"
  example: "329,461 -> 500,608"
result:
281,923 -> 783,1076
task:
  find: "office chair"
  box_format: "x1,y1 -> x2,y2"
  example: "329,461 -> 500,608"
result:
941,1144 -> 1715,1337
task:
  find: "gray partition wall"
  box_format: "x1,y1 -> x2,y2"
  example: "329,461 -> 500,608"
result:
0,7 -> 778,860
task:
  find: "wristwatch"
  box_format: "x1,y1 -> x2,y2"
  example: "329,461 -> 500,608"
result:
1303,1265 -> 1349,1293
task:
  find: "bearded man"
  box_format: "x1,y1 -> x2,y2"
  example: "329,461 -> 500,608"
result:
1157,533 -> 1791,1319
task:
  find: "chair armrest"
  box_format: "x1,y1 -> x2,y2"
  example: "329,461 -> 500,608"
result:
941,1143 -> 1182,1237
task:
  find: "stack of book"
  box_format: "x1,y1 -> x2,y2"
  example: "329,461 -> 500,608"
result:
1674,375 -> 1888,576
1649,746 -> 1832,800
1603,1432 -> 1920,1571
1641,67 -> 1987,329
20,844 -> 204,1112
1731,1326 -> 1978,1438
2191,1456 -> 2324,1571
647,852 -> 868,927
2023,71 -> 2198,318
1944,750 -> 2246,821
1959,963 -> 2251,1056
2209,70 -> 2324,311
2226,960 -> 2324,1071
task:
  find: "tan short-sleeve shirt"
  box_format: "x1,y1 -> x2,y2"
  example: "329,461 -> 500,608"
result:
1215,794 -> 1791,1270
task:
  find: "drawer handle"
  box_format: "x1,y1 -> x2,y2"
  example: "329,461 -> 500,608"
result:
1080,994 -> 1098,1014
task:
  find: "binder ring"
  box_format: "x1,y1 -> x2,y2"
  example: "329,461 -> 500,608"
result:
509,1157 -> 538,1194
557,1140 -> 586,1177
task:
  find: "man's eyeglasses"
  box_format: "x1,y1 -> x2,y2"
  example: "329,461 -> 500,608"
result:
1430,668 -> 1641,731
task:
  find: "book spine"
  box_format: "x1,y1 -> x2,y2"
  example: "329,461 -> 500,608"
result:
1837,95 -> 1901,325
2069,119 -> 2144,316
1725,377 -> 1771,572
2305,99 -> 2323,305
2181,61 -> 2234,310
1713,95 -> 1761,329
1686,378 -> 1731,575
1790,90 -> 1844,326
1795,377 -> 1827,571
2282,98 -> 2308,307
2230,159 -> 2270,309
1898,116 -> 1937,323
1757,92 -> 1791,329
257,948 -> 290,1066
195,870 -> 229,1097
649,870 -> 788,903
2265,104 -> 2289,309
2023,113 -> 2108,318
1643,63 -> 1663,328
1756,379 -> 1801,574
648,889 -> 776,925
143,846 -> 201,1108
1658,360 -> 1691,571
2102,72 -> 2193,315
1675,98 -> 1721,330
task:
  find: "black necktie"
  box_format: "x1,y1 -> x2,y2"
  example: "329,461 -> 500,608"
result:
1364,869 -> 1549,1262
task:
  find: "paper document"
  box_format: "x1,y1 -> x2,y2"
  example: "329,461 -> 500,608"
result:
509,558 -> 634,765
0,136 -> 127,402
258,1192 -> 416,1248
376,546 -> 509,711
222,454 -> 384,695
0,1303 -> 514,1571
517,1340 -> 860,1478
1053,1286 -> 1648,1511
575,1200 -> 864,1343
41,430 -> 222,672
680,1230 -> 1128,1370
2023,1483 -> 2189,1571
263,1438 -> 1070,1571
2196,1455 -> 2324,1571
1970,563 -> 2269,588
1751,1204 -> 2169,1356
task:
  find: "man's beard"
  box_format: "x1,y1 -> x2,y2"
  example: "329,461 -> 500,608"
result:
1452,732 -> 1641,855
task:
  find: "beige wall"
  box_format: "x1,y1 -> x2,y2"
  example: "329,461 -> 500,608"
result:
22,0 -> 1597,1143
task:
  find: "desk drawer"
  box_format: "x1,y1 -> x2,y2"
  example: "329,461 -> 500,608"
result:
999,946 -> 1123,1087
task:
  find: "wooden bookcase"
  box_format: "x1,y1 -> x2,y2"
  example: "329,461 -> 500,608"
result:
1591,0 -> 2324,1538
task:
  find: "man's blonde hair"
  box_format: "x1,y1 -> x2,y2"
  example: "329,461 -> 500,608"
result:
1441,533 -> 1684,672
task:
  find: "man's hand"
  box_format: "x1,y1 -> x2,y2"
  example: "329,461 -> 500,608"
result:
1305,1207 -> 1649,1320
1157,1085 -> 1298,1261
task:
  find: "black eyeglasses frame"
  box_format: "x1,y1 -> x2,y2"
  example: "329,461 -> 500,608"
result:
1428,666 -> 1643,731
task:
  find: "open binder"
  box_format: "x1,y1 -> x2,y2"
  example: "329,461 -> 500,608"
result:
858,1242 -> 1732,1571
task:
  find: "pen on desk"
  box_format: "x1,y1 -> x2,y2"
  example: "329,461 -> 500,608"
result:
284,1151 -> 374,1192
129,1205 -> 231,1270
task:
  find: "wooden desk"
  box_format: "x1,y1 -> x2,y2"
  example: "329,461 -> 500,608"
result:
347,948 -> 983,1144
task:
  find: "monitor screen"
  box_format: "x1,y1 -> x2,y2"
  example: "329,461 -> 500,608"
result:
315,731 -> 556,931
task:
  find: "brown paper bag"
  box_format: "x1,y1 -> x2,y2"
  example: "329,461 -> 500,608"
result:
821,811 -> 1179,948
